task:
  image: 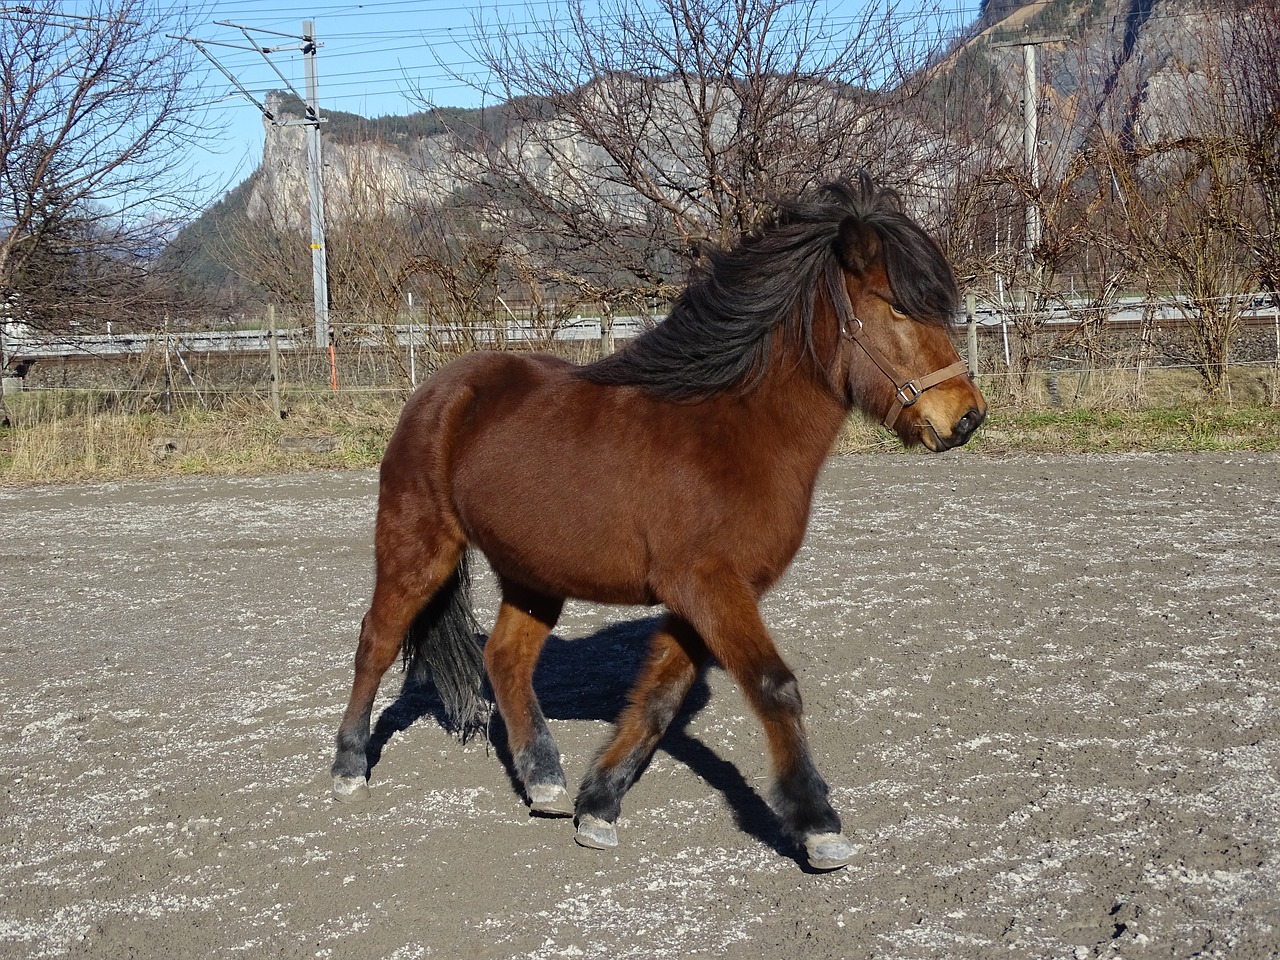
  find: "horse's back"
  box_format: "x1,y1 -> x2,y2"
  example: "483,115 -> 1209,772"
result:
385,350 -> 571,448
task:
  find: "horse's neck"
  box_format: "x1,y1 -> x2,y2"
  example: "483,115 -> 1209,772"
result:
736,337 -> 849,476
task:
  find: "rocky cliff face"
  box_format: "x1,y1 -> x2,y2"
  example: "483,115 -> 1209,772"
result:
246,94 -> 459,229
978,0 -> 1218,154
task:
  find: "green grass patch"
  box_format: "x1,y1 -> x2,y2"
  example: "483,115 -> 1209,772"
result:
971,405 -> 1280,454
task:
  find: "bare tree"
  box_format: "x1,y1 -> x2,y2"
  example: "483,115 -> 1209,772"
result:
222,171 -> 313,323
934,4 -> 1271,402
0,0 -> 216,339
1096,8 -> 1260,398
408,201 -> 504,358
927,32 -> 1124,400
420,0 -> 951,313
1217,0 -> 1280,304
324,142 -> 421,362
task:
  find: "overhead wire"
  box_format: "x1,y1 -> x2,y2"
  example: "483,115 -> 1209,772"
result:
178,0 -> 986,114
177,0 -> 1228,117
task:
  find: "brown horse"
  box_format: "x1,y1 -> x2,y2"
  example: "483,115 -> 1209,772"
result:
330,174 -> 986,870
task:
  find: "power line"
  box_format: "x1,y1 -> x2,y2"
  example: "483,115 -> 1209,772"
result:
181,1 -> 984,115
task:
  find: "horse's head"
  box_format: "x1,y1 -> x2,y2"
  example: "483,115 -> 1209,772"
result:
828,180 -> 986,452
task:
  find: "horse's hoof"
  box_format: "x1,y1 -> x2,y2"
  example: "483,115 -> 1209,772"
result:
528,783 -> 574,817
804,832 -> 858,871
574,814 -> 618,850
332,775 -> 370,803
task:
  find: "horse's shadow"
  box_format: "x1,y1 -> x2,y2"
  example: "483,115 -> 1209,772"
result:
366,615 -> 795,862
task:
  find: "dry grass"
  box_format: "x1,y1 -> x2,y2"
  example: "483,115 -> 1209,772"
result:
967,364 -> 1280,454
4,366 -> 1280,486
0,390 -> 402,486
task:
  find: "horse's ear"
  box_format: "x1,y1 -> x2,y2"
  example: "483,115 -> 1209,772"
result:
835,215 -> 881,276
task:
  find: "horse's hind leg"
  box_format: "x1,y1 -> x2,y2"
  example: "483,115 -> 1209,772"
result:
331,535 -> 464,801
485,582 -> 570,815
575,615 -> 708,849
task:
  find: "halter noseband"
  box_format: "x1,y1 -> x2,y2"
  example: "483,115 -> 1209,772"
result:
833,278 -> 969,431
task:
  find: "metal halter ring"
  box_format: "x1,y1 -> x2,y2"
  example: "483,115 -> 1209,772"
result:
894,381 -> 922,408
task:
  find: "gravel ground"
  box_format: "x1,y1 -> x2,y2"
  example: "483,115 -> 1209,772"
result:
1,451 -> 1277,960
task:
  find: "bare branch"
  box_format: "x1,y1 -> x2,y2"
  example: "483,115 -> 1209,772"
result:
1,0 -> 216,335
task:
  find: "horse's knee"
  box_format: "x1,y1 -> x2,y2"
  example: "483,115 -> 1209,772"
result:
758,668 -> 802,716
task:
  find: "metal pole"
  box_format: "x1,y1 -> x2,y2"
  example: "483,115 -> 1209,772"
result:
1020,40 -> 1041,393
1022,42 -> 1041,265
0,296 -> 8,407
993,33 -> 1061,337
162,316 -> 173,415
407,291 -> 417,387
303,20 -> 330,348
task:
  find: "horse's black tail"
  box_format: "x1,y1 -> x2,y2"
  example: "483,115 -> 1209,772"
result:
402,552 -> 487,738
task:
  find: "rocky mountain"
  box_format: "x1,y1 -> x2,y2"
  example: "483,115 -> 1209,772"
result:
166,0 -> 1221,308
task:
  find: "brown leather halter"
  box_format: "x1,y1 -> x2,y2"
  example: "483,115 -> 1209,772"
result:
832,277 -> 969,431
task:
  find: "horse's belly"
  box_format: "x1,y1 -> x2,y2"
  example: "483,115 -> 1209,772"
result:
463,502 -> 658,605
453,461 -> 660,605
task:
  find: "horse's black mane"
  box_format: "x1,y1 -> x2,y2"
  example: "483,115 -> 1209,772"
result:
576,173 -> 958,400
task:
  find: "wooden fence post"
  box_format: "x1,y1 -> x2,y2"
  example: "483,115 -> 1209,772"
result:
269,304 -> 282,419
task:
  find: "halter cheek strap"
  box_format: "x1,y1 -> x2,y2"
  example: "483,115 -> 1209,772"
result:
829,273 -> 969,430
843,316 -> 969,430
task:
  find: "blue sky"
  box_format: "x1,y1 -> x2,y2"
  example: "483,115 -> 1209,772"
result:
169,0 -> 982,200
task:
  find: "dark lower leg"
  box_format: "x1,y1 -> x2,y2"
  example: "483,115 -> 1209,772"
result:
505,702 -> 565,792
576,616 -> 707,825
332,542 -> 462,785
673,579 -> 843,843
332,702 -> 376,780
484,587 -> 565,798
733,661 -> 842,839
332,610 -> 409,782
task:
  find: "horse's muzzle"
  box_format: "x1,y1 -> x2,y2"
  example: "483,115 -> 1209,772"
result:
924,405 -> 985,451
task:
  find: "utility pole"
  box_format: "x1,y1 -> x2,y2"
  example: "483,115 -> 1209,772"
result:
1021,41 -> 1041,267
301,20 -> 329,349
171,20 -> 331,348
992,31 -> 1065,398
992,33 -> 1065,295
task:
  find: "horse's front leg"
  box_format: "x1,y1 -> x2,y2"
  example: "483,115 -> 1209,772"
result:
485,585 -> 571,815
574,615 -> 708,849
673,573 -> 858,871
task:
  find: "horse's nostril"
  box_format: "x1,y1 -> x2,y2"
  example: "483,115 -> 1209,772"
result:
955,407 -> 985,440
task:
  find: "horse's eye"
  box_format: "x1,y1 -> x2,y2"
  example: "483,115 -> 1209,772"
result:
889,303 -> 908,319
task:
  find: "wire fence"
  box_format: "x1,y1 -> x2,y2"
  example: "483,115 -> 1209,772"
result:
4,307 -> 1280,420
